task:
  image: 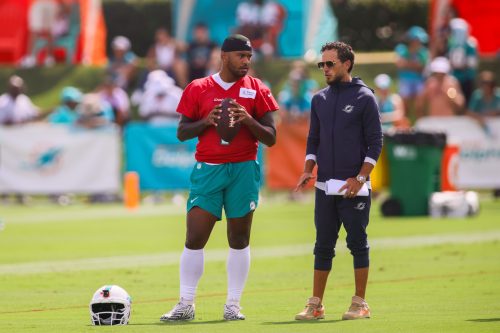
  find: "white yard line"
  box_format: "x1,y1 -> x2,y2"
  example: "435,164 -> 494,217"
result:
2,206 -> 185,224
1,231 -> 499,276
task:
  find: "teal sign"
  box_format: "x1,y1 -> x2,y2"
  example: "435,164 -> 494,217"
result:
124,123 -> 197,191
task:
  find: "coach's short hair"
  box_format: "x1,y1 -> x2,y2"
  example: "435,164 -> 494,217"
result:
320,41 -> 355,73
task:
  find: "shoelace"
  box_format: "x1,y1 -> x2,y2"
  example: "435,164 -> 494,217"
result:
304,303 -> 320,314
226,305 -> 242,313
171,303 -> 190,313
348,303 -> 365,312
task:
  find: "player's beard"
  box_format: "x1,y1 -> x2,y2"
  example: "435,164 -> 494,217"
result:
228,61 -> 248,79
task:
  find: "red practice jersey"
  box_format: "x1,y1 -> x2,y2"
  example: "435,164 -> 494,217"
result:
177,74 -> 278,163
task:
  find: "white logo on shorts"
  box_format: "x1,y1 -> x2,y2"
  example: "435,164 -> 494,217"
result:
196,163 -> 202,169
354,202 -> 366,210
250,201 -> 256,210
190,197 -> 199,204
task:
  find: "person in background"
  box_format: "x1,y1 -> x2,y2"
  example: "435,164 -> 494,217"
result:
430,4 -> 456,58
21,0 -> 57,67
394,26 -> 429,121
78,93 -> 116,203
21,0 -> 74,67
107,36 -> 139,90
47,86 -> 82,124
186,23 -> 218,83
138,71 -> 183,125
51,0 -> 72,40
373,73 -> 408,131
0,76 -> 40,126
77,93 -> 115,129
96,76 -> 130,127
235,0 -> 285,58
146,28 -> 188,88
447,18 -> 478,104
205,48 -> 222,77
415,57 -> 465,118
278,60 -> 318,123
0,75 -> 40,205
466,71 -> 500,134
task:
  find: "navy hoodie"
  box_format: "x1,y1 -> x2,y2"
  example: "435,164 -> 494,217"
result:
306,77 -> 383,182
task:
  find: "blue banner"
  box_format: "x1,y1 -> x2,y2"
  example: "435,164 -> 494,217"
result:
124,122 -> 197,191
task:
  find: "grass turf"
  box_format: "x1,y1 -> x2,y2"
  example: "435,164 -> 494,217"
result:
0,196 -> 499,332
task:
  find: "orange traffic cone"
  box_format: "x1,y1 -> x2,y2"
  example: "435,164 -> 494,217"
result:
124,171 -> 140,210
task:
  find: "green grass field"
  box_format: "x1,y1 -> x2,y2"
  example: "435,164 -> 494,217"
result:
1,195 -> 499,332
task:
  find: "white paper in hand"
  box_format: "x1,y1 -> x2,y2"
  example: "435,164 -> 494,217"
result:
325,179 -> 369,196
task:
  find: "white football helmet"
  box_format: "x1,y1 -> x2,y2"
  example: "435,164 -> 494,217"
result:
89,285 -> 132,325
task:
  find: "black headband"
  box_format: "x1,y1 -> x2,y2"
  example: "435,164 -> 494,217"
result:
221,34 -> 252,52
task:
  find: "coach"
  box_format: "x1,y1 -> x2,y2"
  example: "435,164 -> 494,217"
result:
294,41 -> 383,321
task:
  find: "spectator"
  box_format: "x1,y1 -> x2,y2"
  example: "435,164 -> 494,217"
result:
21,0 -> 57,67
205,48 -> 222,77
373,73 -> 408,131
235,0 -> 285,58
107,36 -> 139,90
96,76 -> 130,127
394,26 -> 429,121
430,4 -> 456,58
21,0 -> 72,67
0,75 -> 40,126
0,75 -> 39,205
146,28 -> 188,88
51,0 -> 72,40
466,71 -> 500,134
138,70 -> 182,124
78,93 -> 116,203
47,86 -> 82,124
447,18 -> 478,104
278,60 -> 318,123
415,57 -> 465,118
77,93 -> 115,129
45,89 -> 114,205
186,23 -> 218,82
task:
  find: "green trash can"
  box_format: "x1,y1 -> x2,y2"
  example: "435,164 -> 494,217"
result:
382,131 -> 446,216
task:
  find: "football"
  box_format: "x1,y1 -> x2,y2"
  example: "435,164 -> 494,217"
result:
216,98 -> 241,143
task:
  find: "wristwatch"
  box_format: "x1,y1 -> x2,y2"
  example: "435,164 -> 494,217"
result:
356,175 -> 366,184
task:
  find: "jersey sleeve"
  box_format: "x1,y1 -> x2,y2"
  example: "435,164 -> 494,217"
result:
254,81 -> 279,119
176,82 -> 199,119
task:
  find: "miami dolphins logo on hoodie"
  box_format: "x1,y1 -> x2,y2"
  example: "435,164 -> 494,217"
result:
342,105 -> 354,113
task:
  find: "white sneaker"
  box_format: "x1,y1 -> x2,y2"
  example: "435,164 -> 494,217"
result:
223,304 -> 245,320
160,299 -> 195,322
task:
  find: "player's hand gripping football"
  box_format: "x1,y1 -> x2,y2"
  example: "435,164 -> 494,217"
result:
228,100 -> 252,125
205,105 -> 222,127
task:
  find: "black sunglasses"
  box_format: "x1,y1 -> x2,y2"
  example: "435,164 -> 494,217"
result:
317,61 -> 336,69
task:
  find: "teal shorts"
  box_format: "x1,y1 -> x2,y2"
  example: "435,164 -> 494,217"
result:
187,160 -> 261,220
